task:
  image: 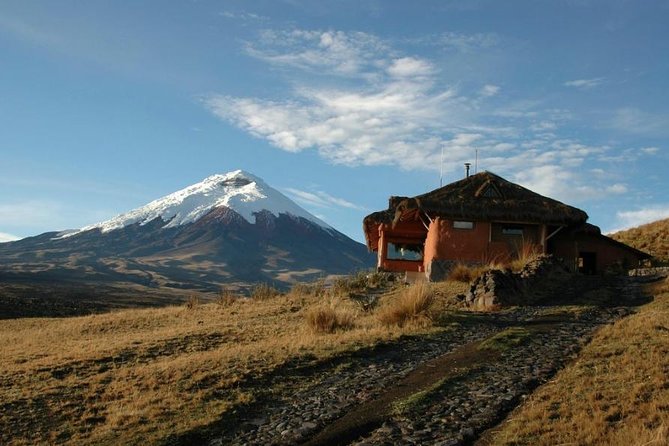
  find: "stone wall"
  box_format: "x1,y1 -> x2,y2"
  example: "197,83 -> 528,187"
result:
466,255 -> 573,309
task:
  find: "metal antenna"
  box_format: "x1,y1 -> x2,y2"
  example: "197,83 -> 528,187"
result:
439,146 -> 444,187
475,148 -> 478,174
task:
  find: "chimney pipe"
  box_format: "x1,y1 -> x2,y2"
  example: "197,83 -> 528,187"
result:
464,163 -> 471,178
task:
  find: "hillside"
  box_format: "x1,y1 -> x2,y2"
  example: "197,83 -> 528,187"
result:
610,217 -> 669,263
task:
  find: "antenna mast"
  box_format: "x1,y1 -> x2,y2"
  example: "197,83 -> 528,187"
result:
439,146 -> 444,187
475,148 -> 478,174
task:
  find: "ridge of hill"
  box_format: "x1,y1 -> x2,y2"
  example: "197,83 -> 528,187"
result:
610,217 -> 669,263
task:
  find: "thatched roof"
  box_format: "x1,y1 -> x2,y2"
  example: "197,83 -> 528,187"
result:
363,171 -> 588,249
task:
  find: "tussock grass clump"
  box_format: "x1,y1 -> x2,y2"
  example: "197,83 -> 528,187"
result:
331,270 -> 390,296
290,279 -> 325,297
378,283 -> 435,327
306,305 -> 356,334
251,283 -> 281,300
447,263 -> 487,283
216,289 -> 238,307
184,295 -> 199,309
508,242 -> 542,272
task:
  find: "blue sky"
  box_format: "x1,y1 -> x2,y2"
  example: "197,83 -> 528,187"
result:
1,0 -> 668,244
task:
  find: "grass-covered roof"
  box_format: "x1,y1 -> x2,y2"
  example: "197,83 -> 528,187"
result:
363,171 -> 588,249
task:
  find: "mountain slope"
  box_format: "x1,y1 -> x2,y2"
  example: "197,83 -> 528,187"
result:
0,171 -> 374,293
610,217 -> 669,263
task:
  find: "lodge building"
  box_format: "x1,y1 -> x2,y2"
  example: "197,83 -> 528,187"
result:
363,171 -> 650,280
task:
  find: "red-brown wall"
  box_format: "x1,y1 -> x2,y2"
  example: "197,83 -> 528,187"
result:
551,234 -> 645,273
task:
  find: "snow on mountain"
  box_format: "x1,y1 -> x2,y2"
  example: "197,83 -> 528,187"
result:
61,170 -> 331,238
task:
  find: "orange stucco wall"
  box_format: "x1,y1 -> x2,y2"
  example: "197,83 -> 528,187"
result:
423,218 -> 492,265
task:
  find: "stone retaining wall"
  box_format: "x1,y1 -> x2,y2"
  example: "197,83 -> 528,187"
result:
466,255 -> 573,309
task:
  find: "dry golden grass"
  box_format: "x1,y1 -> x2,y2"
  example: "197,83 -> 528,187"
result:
611,217 -> 669,263
447,244 -> 541,284
447,263 -> 488,283
377,282 -> 436,327
507,242 -> 542,272
0,280 -> 456,446
487,277 -> 669,445
306,301 -> 356,334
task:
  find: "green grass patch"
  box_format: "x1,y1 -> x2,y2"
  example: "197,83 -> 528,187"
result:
478,327 -> 531,352
391,367 -> 475,416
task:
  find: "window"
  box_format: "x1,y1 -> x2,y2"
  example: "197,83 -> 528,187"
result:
453,221 -> 474,230
386,242 -> 423,261
501,225 -> 524,236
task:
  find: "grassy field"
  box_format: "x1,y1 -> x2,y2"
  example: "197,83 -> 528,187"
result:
0,276 -> 468,445
483,276 -> 669,445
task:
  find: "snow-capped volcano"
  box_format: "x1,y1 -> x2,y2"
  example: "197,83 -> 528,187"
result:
64,170 -> 330,237
1,170 -> 374,299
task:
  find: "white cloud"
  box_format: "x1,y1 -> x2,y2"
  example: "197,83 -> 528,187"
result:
437,32 -> 499,52
608,108 -> 669,137
284,188 -> 364,210
480,84 -> 500,97
219,11 -> 267,22
530,121 -> 557,132
610,206 -> 669,233
245,29 -> 388,76
206,28 -> 645,206
0,232 -> 20,243
208,29 -> 508,170
606,183 -> 628,194
641,147 -> 660,155
387,57 -> 434,78
564,77 -> 605,89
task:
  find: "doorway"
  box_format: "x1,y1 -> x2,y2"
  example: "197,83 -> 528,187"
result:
578,252 -> 597,275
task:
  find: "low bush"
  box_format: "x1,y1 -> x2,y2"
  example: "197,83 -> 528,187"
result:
331,271 -> 370,296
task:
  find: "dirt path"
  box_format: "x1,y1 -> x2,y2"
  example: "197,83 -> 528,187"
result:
300,340 -> 497,446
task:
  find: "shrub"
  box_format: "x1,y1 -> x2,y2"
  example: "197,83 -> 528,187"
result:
331,271 -> 369,296
251,283 -> 281,300
377,283 -> 435,327
306,305 -> 355,334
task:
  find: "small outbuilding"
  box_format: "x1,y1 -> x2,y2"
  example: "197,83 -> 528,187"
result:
363,171 -> 650,280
